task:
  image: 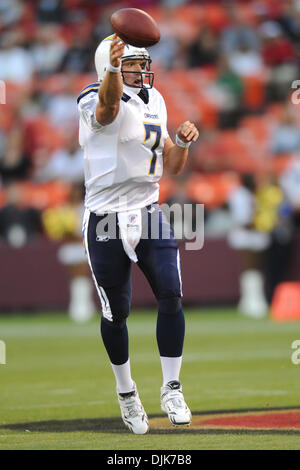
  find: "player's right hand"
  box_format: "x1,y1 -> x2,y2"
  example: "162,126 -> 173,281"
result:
110,34 -> 126,67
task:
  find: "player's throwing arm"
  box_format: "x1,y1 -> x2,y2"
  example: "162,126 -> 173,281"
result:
96,35 -> 125,126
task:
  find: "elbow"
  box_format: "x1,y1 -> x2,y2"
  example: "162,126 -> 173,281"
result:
171,167 -> 183,176
96,115 -> 114,126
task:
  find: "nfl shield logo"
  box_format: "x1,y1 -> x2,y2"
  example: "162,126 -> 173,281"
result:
129,215 -> 137,224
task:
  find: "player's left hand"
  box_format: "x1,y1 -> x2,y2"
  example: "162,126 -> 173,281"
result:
177,121 -> 199,144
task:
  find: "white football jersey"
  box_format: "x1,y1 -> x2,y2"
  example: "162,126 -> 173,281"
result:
77,83 -> 169,214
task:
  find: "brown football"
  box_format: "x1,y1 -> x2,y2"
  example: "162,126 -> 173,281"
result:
111,8 -> 160,48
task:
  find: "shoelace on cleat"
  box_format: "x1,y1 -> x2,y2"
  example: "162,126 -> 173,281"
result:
121,397 -> 143,418
162,390 -> 185,410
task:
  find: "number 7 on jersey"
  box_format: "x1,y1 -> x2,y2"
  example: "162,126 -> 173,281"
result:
143,123 -> 161,176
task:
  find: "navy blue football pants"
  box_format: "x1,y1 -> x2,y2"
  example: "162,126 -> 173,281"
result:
83,203 -> 185,365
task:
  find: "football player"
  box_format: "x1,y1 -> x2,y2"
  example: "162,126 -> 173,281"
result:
78,34 -> 199,434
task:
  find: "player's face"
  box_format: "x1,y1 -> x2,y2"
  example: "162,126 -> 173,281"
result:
121,59 -> 148,87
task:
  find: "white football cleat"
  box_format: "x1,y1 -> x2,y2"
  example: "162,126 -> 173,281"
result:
161,380 -> 192,426
117,383 -> 149,435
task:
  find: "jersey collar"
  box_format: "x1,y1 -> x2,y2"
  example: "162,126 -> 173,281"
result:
122,85 -> 149,104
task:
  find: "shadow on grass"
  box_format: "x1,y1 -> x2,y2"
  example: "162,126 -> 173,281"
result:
1,407 -> 300,435
1,416 -> 130,434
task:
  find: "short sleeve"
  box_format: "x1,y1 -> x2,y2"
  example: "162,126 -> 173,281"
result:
78,92 -> 102,131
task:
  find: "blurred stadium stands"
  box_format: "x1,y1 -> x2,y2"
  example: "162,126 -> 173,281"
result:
1,0 -> 300,311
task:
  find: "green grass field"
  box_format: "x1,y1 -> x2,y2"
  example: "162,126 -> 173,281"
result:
0,308 -> 300,450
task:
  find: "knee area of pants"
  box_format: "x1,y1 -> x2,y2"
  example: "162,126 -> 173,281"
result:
102,315 -> 127,329
156,263 -> 181,299
158,297 -> 182,315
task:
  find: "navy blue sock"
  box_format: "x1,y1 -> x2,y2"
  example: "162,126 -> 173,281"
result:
100,317 -> 129,365
156,298 -> 185,357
